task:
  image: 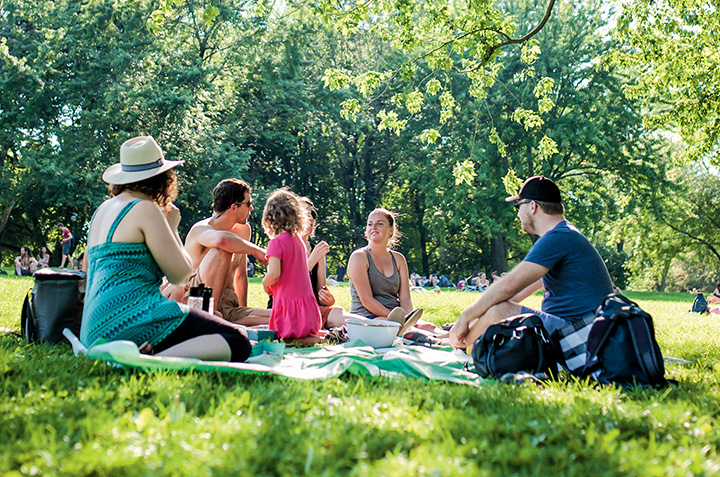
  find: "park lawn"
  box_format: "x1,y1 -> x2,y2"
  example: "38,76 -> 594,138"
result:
2,274 -> 720,476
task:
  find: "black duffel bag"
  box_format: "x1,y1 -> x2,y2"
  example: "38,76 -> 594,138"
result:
21,268 -> 86,344
472,313 -> 559,379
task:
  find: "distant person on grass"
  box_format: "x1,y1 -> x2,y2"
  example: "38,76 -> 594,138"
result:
57,222 -> 74,268
81,135 -> 251,362
37,246 -> 51,269
165,178 -> 271,326
450,176 -> 614,350
15,245 -> 38,276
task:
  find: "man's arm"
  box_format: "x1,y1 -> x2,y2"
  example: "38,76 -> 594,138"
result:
510,278 -> 544,303
191,225 -> 267,265
450,261 -> 548,348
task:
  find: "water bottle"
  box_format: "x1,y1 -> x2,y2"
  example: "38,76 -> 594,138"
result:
188,283 -> 204,311
202,286 -> 214,315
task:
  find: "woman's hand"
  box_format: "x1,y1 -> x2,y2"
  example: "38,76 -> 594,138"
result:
163,202 -> 182,229
317,286 -> 335,306
308,241 -> 330,266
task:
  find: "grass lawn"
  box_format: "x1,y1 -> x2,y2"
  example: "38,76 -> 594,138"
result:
2,273 -> 720,475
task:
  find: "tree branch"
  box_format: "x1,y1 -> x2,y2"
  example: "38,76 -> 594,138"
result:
660,215 -> 720,263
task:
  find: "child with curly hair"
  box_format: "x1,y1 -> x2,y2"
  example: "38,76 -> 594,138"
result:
261,189 -> 323,344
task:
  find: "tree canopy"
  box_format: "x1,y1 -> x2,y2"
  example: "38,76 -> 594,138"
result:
0,0 -> 718,291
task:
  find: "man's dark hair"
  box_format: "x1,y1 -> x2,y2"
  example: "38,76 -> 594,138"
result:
536,200 -> 565,216
212,179 -> 251,214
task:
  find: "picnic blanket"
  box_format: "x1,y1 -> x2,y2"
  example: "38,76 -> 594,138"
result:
63,329 -> 481,386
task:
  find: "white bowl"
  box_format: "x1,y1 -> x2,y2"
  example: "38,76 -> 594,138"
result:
345,318 -> 400,348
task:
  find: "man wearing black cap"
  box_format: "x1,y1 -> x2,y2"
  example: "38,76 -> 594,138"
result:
449,176 -> 614,350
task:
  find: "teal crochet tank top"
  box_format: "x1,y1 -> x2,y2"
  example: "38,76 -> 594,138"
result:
80,199 -> 189,347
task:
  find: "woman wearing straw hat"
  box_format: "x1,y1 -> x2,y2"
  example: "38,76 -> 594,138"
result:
80,136 -> 252,362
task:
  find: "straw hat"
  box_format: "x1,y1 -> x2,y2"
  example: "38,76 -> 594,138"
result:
102,136 -> 184,185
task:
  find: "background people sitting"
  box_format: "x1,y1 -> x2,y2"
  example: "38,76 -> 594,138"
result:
15,245 -> 38,276
37,246 -> 51,269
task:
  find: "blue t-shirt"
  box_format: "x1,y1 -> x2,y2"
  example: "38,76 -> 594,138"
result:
524,220 -> 613,320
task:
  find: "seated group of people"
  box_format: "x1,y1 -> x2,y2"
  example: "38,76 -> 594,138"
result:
14,246 -> 51,276
409,271 -> 453,288
78,136 -> 617,366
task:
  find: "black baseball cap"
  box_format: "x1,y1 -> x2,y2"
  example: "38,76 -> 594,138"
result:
505,175 -> 562,203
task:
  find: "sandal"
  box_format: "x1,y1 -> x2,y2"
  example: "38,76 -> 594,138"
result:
386,307 -> 406,327
398,308 -> 423,337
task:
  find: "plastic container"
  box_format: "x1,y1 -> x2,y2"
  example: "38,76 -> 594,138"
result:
246,325 -> 276,342
345,318 -> 400,348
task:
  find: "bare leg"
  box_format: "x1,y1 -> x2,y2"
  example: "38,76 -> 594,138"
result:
232,254 -> 248,307
461,301 -> 523,349
154,334 -> 231,361
230,309 -> 271,327
197,248 -> 232,302
162,284 -> 187,303
326,308 -> 347,328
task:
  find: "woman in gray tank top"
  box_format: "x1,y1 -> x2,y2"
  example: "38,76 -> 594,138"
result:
348,208 -> 415,318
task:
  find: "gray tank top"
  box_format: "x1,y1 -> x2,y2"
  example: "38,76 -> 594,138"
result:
349,248 -> 401,317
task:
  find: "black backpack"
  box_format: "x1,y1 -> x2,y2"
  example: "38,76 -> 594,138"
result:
582,293 -> 666,388
21,268 -> 85,344
691,293 -> 709,314
472,314 -> 559,379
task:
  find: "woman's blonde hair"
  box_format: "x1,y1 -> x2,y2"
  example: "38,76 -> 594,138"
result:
365,207 -> 401,250
262,189 -> 308,238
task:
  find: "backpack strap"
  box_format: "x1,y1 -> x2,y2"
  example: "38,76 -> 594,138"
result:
582,318 -> 616,378
627,317 -> 665,383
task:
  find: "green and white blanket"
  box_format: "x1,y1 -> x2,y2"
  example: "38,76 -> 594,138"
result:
63,329 -> 480,386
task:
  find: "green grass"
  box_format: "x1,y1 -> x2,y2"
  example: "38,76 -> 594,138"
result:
2,274 -> 720,475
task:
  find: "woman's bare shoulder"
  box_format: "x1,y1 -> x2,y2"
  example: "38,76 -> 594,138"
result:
348,248 -> 369,264
390,250 -> 407,263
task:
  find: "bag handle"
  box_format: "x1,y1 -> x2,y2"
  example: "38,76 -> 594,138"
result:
487,325 -> 546,378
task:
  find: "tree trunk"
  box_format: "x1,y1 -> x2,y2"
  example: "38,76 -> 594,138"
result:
412,191 -> 429,275
0,199 -> 16,248
490,233 -> 507,274
657,259 -> 672,292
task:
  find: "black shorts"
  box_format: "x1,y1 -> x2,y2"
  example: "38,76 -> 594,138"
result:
154,309 -> 252,362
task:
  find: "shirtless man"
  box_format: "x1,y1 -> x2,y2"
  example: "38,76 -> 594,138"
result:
167,179 -> 271,326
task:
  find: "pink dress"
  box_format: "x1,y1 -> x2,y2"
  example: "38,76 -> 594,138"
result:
267,232 -> 322,339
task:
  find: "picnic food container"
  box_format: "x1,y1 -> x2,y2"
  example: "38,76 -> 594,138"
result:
246,325 -> 276,342
345,318 -> 400,348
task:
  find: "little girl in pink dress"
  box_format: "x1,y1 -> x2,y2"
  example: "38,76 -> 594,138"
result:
261,189 -> 323,343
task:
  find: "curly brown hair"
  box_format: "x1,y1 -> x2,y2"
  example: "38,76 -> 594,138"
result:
107,170 -> 178,209
262,189 -> 308,239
